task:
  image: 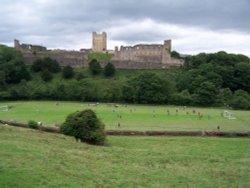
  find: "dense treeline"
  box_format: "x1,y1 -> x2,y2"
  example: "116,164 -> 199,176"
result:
0,45 -> 249,109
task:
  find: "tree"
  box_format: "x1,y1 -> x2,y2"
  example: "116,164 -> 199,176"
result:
41,69 -> 53,82
171,50 -> 181,59
193,81 -> 218,106
229,90 -> 250,110
0,45 -> 31,84
170,90 -> 192,105
122,73 -> 173,104
234,62 -> 250,93
89,59 -> 101,75
104,62 -> 115,77
62,65 -> 74,79
0,71 -> 6,89
61,109 -> 106,145
32,57 -> 61,73
216,88 -> 233,106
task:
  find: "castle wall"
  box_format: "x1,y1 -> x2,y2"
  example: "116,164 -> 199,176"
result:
112,40 -> 183,66
14,39 -> 47,52
21,50 -> 88,68
15,36 -> 183,69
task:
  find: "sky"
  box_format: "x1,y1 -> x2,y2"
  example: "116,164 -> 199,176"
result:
1,0 -> 250,56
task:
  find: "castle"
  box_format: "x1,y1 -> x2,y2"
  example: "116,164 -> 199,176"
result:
14,32 -> 183,69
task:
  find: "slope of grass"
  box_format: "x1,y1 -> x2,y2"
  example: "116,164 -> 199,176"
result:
0,125 -> 249,187
88,52 -> 113,62
0,101 -> 250,131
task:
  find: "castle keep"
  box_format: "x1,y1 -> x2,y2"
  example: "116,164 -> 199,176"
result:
14,32 -> 183,68
92,32 -> 107,52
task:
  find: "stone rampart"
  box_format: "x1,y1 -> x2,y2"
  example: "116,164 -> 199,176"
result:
22,50 -> 88,68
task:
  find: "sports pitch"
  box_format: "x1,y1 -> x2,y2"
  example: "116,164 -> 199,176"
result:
1,101 -> 249,131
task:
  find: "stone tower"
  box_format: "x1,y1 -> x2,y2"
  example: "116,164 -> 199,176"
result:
92,32 -> 107,52
162,40 -> 172,64
14,39 -> 20,49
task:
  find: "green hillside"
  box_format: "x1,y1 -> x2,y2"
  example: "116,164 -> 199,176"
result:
0,124 -> 249,188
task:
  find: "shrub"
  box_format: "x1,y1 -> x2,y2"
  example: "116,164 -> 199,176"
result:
62,65 -> 74,79
104,62 -> 115,77
41,69 -> 53,82
61,109 -> 106,145
28,120 -> 39,129
89,59 -> 102,75
32,57 -> 61,73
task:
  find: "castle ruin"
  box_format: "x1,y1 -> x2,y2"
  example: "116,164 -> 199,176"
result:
14,32 -> 183,69
14,39 -> 47,52
92,32 -> 107,52
14,39 -> 88,67
112,40 -> 182,66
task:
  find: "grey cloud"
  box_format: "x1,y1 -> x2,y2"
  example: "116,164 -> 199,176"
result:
0,0 -> 249,55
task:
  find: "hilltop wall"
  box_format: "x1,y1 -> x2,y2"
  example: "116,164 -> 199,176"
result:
112,40 -> 183,66
14,37 -> 183,69
21,50 -> 88,68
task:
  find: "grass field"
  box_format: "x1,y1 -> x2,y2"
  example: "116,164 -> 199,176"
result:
0,101 -> 250,131
0,125 -> 249,187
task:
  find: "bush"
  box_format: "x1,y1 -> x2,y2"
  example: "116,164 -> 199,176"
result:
61,109 -> 106,145
28,120 -> 39,129
41,69 -> 53,82
62,66 -> 74,79
32,57 -> 61,73
89,59 -> 102,75
229,90 -> 250,110
104,62 -> 115,77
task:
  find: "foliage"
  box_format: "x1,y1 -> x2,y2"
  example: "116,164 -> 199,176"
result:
75,72 -> 86,80
229,90 -> 250,110
61,109 -> 106,145
31,57 -> 61,73
171,50 -> 181,59
170,90 -> 192,105
0,45 -> 30,84
122,73 -> 173,104
28,120 -> 39,129
89,59 -> 102,75
41,69 -> 53,82
193,81 -> 218,106
62,65 -> 74,79
0,45 -> 249,109
104,62 -> 115,77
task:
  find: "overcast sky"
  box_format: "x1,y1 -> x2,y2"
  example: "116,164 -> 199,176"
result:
1,0 -> 250,56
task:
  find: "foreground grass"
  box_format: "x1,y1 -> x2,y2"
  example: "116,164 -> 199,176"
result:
0,101 -> 250,131
0,125 -> 249,187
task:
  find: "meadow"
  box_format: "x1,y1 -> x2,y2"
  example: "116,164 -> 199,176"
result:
0,125 -> 249,188
0,101 -> 250,131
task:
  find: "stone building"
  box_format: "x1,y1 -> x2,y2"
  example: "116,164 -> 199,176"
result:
14,39 -> 47,52
112,40 -> 183,66
92,32 -> 107,52
14,39 -> 88,68
14,33 -> 183,69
